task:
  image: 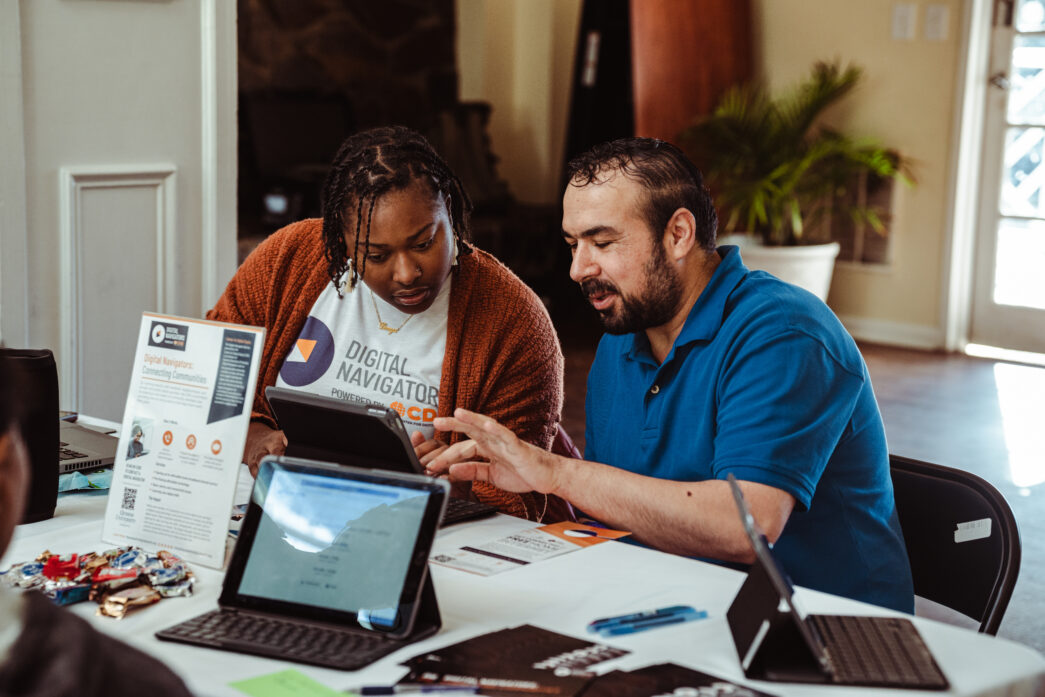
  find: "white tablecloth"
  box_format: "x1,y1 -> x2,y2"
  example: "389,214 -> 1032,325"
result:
4,464 -> 1044,697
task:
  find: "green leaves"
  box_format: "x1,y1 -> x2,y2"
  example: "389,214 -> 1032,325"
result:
679,60 -> 913,246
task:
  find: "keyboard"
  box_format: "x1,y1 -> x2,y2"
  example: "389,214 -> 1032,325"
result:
810,614 -> 948,689
442,497 -> 496,526
58,441 -> 87,461
156,609 -> 403,670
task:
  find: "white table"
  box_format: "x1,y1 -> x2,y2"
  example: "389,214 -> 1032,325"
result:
5,469 -> 1045,697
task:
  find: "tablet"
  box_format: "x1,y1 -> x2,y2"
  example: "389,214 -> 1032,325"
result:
266,386 -> 424,475
222,455 -> 448,639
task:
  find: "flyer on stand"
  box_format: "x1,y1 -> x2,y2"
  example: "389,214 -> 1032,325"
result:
102,312 -> 265,569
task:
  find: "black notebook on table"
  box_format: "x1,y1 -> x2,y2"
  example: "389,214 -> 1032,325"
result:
725,474 -> 948,690
156,456 -> 448,670
266,386 -> 496,526
402,624 -> 630,697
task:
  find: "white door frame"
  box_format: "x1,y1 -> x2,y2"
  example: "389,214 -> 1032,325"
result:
0,1 -> 237,353
942,0 -> 994,352
967,0 -> 1045,354
200,0 -> 239,313
0,1 -> 29,349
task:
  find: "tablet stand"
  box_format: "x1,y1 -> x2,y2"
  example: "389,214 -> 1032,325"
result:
403,570 -> 442,643
726,558 -> 829,684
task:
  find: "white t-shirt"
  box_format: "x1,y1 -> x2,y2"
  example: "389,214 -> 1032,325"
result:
275,275 -> 450,440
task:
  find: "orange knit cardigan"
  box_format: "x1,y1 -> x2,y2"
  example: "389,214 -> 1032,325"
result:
207,219 -> 564,520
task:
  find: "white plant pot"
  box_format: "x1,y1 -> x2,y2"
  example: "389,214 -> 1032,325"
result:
719,234 -> 841,302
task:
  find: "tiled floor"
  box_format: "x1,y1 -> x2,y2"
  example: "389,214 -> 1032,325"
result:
559,334 -> 1045,653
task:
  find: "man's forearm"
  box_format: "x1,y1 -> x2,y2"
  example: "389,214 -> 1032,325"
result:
551,458 -> 792,562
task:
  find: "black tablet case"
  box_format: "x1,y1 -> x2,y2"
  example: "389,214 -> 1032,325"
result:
266,386 -> 424,474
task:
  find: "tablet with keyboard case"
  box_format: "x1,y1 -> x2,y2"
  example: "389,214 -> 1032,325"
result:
725,474 -> 948,689
156,456 -> 448,669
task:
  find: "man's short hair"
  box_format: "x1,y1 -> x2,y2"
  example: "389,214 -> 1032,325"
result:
566,137 -> 718,251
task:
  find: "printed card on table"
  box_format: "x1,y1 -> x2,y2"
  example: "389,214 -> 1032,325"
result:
102,313 -> 264,569
430,521 -> 630,576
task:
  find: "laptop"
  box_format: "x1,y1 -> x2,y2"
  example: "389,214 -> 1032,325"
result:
265,386 -> 497,526
58,421 -> 118,474
725,474 -> 949,690
157,455 -> 449,670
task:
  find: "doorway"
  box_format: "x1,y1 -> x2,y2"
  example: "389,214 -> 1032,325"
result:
970,0 -> 1045,354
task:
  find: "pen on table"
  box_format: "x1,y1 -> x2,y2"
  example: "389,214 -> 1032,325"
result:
597,610 -> 709,636
587,604 -> 694,630
355,684 -> 480,695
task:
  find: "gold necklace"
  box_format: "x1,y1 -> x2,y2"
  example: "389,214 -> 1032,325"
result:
370,290 -> 414,334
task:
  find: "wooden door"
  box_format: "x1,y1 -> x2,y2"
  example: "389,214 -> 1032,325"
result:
630,0 -> 753,144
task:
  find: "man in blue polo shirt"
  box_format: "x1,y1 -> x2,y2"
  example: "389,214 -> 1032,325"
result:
426,137 -> 913,613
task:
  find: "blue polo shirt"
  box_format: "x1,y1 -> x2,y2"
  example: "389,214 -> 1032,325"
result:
585,246 -> 913,612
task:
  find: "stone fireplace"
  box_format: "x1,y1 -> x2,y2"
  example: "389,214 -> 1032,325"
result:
238,0 -> 464,235
235,0 -> 561,304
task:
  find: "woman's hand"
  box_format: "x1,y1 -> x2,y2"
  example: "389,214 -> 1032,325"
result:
243,421 -> 287,477
410,430 -> 448,465
411,430 -> 473,498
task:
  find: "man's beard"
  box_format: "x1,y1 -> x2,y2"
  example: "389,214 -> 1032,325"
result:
580,243 -> 683,335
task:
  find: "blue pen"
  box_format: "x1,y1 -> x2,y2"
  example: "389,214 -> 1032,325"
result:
596,609 -> 709,636
587,604 -> 696,631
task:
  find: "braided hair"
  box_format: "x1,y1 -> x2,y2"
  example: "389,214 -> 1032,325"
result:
321,126 -> 473,294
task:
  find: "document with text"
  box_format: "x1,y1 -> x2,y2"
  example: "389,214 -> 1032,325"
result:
430,521 -> 631,576
102,313 -> 264,569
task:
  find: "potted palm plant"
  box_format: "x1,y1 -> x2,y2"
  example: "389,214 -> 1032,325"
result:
679,61 -> 913,300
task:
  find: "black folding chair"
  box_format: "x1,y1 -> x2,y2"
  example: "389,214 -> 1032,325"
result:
890,455 -> 1021,635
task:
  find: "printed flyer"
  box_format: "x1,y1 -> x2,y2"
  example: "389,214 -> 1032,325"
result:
430,522 -> 631,576
102,313 -> 264,569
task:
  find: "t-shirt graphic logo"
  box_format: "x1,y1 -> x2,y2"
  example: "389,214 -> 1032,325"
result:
279,316 -> 335,386
389,401 -> 436,424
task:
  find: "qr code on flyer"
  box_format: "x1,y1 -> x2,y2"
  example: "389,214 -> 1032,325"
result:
121,487 -> 137,511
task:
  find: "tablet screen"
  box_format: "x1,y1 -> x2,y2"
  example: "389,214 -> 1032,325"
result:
223,457 -> 447,637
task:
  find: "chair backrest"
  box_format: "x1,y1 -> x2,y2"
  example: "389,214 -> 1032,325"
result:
889,454 -> 1021,635
542,424 -> 581,523
551,422 -> 582,460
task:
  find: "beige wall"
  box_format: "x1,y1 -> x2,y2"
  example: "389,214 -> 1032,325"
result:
456,0 -> 582,205
3,0 -> 236,418
755,0 -> 965,342
458,0 -> 970,346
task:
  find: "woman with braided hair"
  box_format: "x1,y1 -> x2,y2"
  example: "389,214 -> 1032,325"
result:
207,126 -> 566,521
